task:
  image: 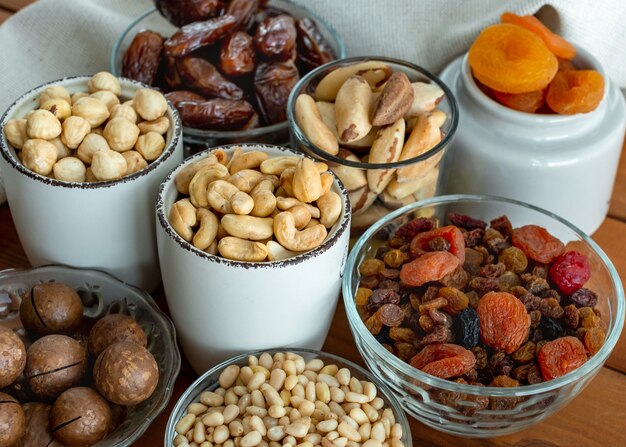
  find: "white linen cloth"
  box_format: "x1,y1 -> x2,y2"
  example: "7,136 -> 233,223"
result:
0,0 -> 625,204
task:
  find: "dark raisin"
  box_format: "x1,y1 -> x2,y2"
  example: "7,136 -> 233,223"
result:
448,212 -> 487,230
519,293 -> 541,312
498,271 -> 521,292
539,298 -> 564,319
532,264 -> 549,279
375,246 -> 392,260
570,288 -> 598,307
527,364 -> 543,384
427,236 -> 450,252
539,316 -> 564,340
454,308 -> 480,348
563,304 -> 580,328
359,275 -> 380,290
490,215 -> 513,237
493,354 -> 514,376
511,341 -> 536,363
485,237 -> 509,253
461,368 -> 479,384
394,217 -> 434,240
463,228 -> 484,248
378,303 -> 405,327
377,280 -> 400,292
380,268 -> 400,280
471,346 -> 488,369
365,289 -> 400,312
463,248 -> 483,276
511,364 -> 532,382
541,289 -> 561,301
529,310 -> 542,328
374,327 -> 393,345
466,291 -> 480,309
479,262 -> 506,278
468,276 -> 499,296
422,325 -> 453,344
440,266 -> 468,289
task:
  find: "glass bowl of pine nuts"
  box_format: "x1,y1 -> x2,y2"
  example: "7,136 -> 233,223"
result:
164,349 -> 412,447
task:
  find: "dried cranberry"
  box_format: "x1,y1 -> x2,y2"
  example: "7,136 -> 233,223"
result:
448,212 -> 487,230
549,251 -> 591,294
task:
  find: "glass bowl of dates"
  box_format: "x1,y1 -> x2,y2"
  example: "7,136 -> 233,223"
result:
111,0 -> 345,150
287,56 -> 458,232
0,265 -> 181,446
342,194 -> 624,437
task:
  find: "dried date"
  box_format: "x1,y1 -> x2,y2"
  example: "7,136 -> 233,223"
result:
254,60 -> 299,124
296,17 -> 336,71
226,0 -> 259,30
164,15 -> 237,58
122,30 -> 164,85
177,57 -> 244,99
165,90 -> 207,108
220,31 -> 256,76
155,0 -> 224,27
255,14 -> 297,61
177,98 -> 255,130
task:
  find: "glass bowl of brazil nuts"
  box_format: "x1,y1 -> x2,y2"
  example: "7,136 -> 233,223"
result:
342,194 -> 625,438
0,264 -> 181,447
287,56 -> 459,233
110,0 -> 346,152
165,349 -> 412,447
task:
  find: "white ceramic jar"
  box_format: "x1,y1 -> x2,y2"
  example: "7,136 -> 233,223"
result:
155,144 -> 351,374
439,47 -> 626,235
0,76 -> 184,291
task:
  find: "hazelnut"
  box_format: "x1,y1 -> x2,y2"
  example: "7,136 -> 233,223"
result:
50,387 -> 111,446
133,88 -> 167,121
53,157 -> 87,182
21,139 -> 58,175
71,97 -> 110,128
48,137 -> 72,159
60,115 -> 90,149
110,104 -> 137,123
121,150 -> 148,176
38,85 -> 71,106
85,167 -> 97,182
103,117 -> 140,152
88,313 -> 148,357
135,131 -> 165,161
24,334 -> 87,400
137,116 -> 170,135
93,341 -> 158,406
0,393 -> 25,447
90,90 -> 120,111
18,403 -> 64,447
0,327 -> 26,388
71,91 -> 89,104
77,132 -> 109,164
40,98 -> 71,121
87,71 -> 121,96
92,126 -> 104,136
3,118 -> 27,149
26,109 -> 62,140
91,149 -> 127,181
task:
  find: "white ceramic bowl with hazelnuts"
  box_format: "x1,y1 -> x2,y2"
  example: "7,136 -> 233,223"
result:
0,72 -> 183,291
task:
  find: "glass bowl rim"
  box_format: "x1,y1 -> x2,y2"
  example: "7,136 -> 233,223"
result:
342,193 -> 625,397
110,4 -> 347,139
164,347 -> 413,447
286,55 -> 460,169
0,264 -> 182,446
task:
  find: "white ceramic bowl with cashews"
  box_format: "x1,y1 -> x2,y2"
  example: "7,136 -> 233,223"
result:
155,144 -> 351,374
0,75 -> 183,291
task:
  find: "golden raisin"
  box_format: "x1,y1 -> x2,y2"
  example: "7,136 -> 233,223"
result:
383,249 -> 406,269
355,287 -> 373,306
490,375 -> 520,387
584,327 -> 606,356
439,287 -> 469,315
359,258 -> 385,276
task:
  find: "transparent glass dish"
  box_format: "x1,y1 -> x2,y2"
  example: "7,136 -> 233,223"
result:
342,194 -> 625,437
287,56 -> 459,231
0,265 -> 181,446
110,2 -> 346,150
164,348 -> 413,446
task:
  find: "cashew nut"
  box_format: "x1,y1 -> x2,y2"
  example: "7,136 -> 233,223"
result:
193,208 -> 219,250
317,191 -> 343,228
266,240 -> 298,261
228,169 -> 267,193
279,167 -> 295,197
292,158 -> 322,203
221,215 -> 274,241
320,172 -> 333,196
218,236 -> 268,262
250,178 -> 277,218
305,218 -> 321,229
175,153 -> 221,194
259,155 -> 299,175
287,205 -> 312,230
169,199 -> 197,242
205,240 -> 218,256
207,180 -> 254,215
273,211 -> 328,252
228,150 -> 269,174
276,197 -> 321,219
188,163 -> 230,208
226,146 -> 244,170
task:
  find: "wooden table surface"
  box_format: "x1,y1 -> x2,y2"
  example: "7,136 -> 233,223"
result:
2,2 -> 626,446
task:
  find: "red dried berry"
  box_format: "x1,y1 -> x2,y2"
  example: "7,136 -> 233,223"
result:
549,250 -> 591,294
511,225 -> 564,264
394,217 -> 434,240
410,225 -> 466,264
477,291 -> 531,353
448,213 -> 487,230
400,251 -> 461,287
410,344 -> 476,379
538,336 -> 587,380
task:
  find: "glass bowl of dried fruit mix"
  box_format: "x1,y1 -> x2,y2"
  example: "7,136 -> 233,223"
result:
110,0 -> 345,151
165,349 -> 412,447
287,56 -> 459,233
342,194 -> 624,437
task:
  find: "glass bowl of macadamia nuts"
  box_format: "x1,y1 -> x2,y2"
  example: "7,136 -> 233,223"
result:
287,56 -> 459,233
0,73 -> 184,291
0,264 -> 181,447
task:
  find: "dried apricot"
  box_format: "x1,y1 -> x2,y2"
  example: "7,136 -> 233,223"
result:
549,250 -> 591,294
546,69 -> 604,114
468,24 -> 558,94
511,224 -> 564,264
400,251 -> 461,287
409,344 -> 476,379
477,291 -> 530,353
538,336 -> 587,380
410,225 -> 466,264
492,88 -> 546,113
500,12 -> 576,60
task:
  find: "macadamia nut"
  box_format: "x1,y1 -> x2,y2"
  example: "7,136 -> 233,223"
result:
135,131 -> 165,161
133,88 -> 167,121
26,109 -> 62,139
21,139 -> 58,175
53,157 -> 87,182
91,149 -> 127,180
103,117 -> 140,152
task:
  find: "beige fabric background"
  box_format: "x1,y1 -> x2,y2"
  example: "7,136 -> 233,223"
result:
1,0 -> 625,203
